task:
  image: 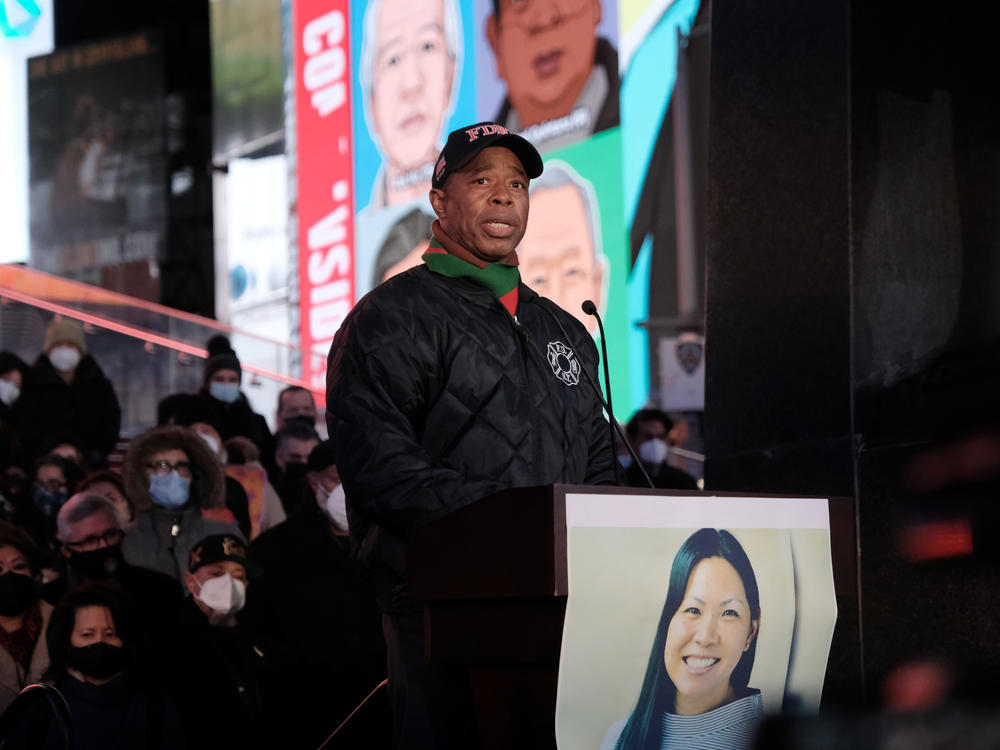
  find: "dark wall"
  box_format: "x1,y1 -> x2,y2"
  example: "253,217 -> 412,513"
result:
705,0 -> 1000,707
54,0 -> 215,317
705,0 -> 852,490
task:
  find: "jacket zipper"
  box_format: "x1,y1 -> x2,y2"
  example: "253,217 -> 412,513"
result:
510,314 -> 531,388
510,312 -> 542,472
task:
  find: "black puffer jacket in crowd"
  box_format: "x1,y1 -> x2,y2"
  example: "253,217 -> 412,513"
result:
326,265 -> 616,580
192,391 -> 271,456
15,354 -> 121,465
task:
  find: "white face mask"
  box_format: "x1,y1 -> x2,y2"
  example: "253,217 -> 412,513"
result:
49,345 -> 82,373
638,438 -> 670,466
0,379 -> 20,407
316,482 -> 348,531
195,573 -> 246,614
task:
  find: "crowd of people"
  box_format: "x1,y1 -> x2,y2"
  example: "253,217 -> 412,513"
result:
0,320 -> 389,749
0,314 -> 698,749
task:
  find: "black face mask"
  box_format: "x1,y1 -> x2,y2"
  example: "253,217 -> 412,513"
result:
284,414 -> 316,430
0,571 -> 37,617
67,642 -> 129,680
68,544 -> 124,581
278,461 -> 308,490
33,488 -> 68,517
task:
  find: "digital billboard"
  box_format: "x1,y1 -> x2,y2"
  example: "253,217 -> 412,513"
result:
292,0 -> 705,412
26,32 -> 166,299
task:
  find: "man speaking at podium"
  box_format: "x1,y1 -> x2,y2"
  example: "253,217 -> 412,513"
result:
327,121 -> 615,748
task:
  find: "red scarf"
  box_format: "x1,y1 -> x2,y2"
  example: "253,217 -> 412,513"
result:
0,603 -> 42,670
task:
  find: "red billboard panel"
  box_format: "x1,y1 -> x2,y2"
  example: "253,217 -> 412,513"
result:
293,1 -> 355,391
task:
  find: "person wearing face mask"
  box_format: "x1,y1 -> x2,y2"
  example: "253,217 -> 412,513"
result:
0,354 -> 30,519
40,494 -> 183,669
624,408 -> 699,491
171,534 -> 288,749
274,385 -> 320,433
0,352 -> 29,428
193,336 -> 271,456
245,441 -> 390,748
16,317 -> 121,467
156,393 -> 278,540
0,522 -> 51,714
119,425 -> 241,582
267,422 -> 320,515
5,584 -> 188,750
11,454 -> 84,553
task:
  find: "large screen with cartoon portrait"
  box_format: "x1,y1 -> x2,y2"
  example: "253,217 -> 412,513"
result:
293,0 -> 703,412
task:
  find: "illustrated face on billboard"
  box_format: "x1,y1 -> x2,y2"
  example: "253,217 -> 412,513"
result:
518,166 -> 604,333
382,239 -> 430,281
486,0 -> 602,128
366,0 -> 457,206
372,208 -> 434,286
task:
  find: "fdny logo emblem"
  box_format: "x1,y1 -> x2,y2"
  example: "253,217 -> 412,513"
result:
547,341 -> 580,387
465,123 -> 510,141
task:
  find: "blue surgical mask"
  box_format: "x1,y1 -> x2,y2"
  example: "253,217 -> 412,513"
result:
33,487 -> 68,517
209,381 -> 241,404
149,471 -> 190,509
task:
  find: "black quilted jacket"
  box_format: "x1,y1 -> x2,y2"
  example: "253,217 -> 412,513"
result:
326,264 -> 616,582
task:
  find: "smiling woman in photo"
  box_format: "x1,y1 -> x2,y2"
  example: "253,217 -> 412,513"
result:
602,528 -> 763,750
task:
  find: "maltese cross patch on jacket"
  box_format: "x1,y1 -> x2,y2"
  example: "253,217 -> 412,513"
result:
546,341 -> 581,386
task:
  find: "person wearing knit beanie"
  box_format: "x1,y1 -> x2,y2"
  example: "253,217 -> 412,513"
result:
43,318 -> 86,356
194,335 -> 271,455
202,335 -> 242,387
17,317 -> 121,466
203,353 -> 242,386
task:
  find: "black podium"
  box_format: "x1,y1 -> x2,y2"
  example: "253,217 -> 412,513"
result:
407,485 -> 858,750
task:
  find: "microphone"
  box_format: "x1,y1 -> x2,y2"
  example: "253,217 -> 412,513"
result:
581,300 -> 654,488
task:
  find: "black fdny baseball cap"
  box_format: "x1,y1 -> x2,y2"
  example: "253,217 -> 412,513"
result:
432,122 -> 543,189
188,533 -> 262,577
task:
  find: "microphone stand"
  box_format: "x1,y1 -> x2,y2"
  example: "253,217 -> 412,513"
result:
534,297 -> 655,488
582,300 -> 621,485
579,300 -> 654,488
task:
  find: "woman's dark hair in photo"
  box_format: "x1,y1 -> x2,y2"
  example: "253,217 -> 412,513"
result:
616,528 -> 761,750
43,584 -> 133,682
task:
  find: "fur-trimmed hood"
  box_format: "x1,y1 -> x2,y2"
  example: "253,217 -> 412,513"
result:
122,425 -> 226,513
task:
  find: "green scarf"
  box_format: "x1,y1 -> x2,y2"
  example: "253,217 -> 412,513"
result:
422,239 -> 520,301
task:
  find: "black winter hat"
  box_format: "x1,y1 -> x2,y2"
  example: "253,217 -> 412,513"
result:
307,440 -> 337,472
0,352 -> 28,380
188,533 -> 261,577
203,335 -> 241,384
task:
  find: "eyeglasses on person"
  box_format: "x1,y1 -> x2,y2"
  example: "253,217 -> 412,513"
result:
64,528 -> 125,552
145,460 -> 192,477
